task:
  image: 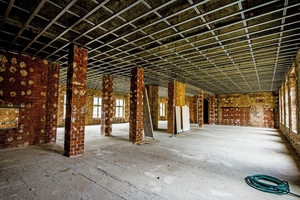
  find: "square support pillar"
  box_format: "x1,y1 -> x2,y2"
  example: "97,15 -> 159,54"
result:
167,80 -> 185,133
145,85 -> 159,130
45,62 -> 60,143
129,68 -> 144,142
101,75 -> 113,136
64,44 -> 87,157
167,81 -> 176,134
209,95 -> 215,125
198,91 -> 204,127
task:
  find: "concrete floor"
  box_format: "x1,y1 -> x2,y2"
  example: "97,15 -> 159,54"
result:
1,121 -> 300,200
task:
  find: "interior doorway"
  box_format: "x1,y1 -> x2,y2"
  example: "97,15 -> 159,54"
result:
204,98 -> 209,124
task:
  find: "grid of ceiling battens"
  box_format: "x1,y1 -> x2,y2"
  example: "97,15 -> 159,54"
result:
0,0 -> 300,95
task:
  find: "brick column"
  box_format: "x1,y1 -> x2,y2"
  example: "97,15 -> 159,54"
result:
167,81 -> 176,134
198,91 -> 204,127
209,95 -> 215,125
189,96 -> 196,123
145,85 -> 158,130
101,75 -> 113,136
129,68 -> 144,142
64,44 -> 87,157
45,62 -> 60,143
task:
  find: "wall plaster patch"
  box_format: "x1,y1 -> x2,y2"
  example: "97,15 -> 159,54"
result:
0,54 -> 8,62
9,77 -> 15,83
11,58 -> 17,64
20,69 -> 28,76
20,62 -> 26,68
0,64 -> 5,72
9,66 -> 16,73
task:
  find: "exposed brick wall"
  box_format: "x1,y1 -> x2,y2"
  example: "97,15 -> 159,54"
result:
214,96 -> 218,124
222,108 -> 250,126
279,50 -> 300,157
217,92 -> 278,128
198,91 -> 204,127
146,85 -> 158,130
129,68 -> 144,142
45,62 -> 60,143
0,52 -> 58,149
264,108 -> 275,128
209,95 -> 215,124
289,75 -> 297,131
57,85 -> 130,126
64,45 -> 87,157
101,75 -> 113,136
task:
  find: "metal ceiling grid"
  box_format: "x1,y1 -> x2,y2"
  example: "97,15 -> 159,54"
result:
0,0 -> 300,96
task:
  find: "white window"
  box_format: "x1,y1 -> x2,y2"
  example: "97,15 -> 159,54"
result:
160,103 -> 165,117
63,95 -> 66,119
93,97 -> 102,118
115,99 -> 124,118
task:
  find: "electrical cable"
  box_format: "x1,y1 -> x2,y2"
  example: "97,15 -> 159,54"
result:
245,174 -> 300,198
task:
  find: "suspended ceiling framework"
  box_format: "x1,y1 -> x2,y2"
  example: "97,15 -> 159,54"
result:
0,0 -> 299,96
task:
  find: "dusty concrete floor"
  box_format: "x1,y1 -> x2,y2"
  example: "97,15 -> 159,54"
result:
1,122 -> 300,200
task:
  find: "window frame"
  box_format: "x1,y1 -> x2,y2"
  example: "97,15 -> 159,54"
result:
115,99 -> 125,118
160,102 -> 165,117
93,97 -> 102,118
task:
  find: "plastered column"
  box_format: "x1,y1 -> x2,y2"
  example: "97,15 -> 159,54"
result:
145,85 -> 159,130
129,68 -> 144,142
167,80 -> 185,133
167,81 -> 175,134
64,44 -> 87,157
198,91 -> 204,127
101,75 -> 113,136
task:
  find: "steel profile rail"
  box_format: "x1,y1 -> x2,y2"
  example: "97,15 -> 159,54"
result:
271,0 -> 289,91
83,0 -> 282,68
0,0 -> 15,32
81,24 -> 300,78
7,0 -> 47,51
77,1 -> 298,75
33,0 -> 111,57
21,0 -> 78,54
44,0 -> 143,59
58,0 -> 289,76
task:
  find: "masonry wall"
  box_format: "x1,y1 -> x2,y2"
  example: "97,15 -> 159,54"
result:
217,92 -> 278,128
57,85 -> 130,127
279,49 -> 300,156
0,52 -> 59,149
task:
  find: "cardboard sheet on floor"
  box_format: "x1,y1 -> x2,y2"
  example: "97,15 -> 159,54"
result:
175,106 -> 182,134
182,106 -> 190,131
143,88 -> 154,139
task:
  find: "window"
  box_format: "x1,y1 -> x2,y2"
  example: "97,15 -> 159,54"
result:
160,103 -> 165,117
115,99 -> 124,118
63,95 -> 66,119
93,97 -> 102,118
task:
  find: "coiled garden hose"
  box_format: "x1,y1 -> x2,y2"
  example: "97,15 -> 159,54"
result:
245,175 -> 300,198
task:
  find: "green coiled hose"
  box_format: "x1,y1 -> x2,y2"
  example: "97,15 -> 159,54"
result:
245,175 -> 300,198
